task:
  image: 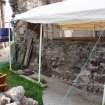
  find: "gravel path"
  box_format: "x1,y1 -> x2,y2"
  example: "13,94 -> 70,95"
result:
0,47 -> 9,63
43,77 -> 101,105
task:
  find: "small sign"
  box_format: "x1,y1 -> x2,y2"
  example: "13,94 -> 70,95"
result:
0,28 -> 12,42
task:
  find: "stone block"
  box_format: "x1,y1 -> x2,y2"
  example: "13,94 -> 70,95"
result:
6,86 -> 25,102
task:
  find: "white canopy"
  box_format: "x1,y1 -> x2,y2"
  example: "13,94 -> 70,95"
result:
14,0 -> 105,24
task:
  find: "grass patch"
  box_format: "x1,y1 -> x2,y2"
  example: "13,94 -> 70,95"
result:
0,64 -> 43,105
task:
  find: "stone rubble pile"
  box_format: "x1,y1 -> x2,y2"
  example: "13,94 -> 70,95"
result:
42,41 -> 92,81
77,46 -> 105,94
0,86 -> 38,105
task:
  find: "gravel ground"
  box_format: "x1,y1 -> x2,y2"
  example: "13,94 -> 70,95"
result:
43,77 -> 101,105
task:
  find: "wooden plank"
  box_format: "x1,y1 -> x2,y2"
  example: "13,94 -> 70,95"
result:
23,38 -> 33,66
57,22 -> 105,30
17,44 -> 27,65
53,37 -> 105,43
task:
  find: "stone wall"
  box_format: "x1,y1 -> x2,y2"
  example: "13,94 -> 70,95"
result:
42,40 -> 92,80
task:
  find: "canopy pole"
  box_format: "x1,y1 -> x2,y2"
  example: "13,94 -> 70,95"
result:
38,24 -> 43,83
9,22 -> 12,71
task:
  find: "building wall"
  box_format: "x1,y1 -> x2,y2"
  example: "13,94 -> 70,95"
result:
72,30 -> 94,37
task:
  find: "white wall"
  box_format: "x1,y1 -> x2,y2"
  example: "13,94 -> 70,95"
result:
72,30 -> 94,37
64,30 -> 94,37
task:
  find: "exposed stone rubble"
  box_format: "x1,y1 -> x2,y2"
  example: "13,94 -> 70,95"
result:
42,41 -> 92,81
15,40 -> 93,80
0,86 -> 38,105
76,46 -> 105,94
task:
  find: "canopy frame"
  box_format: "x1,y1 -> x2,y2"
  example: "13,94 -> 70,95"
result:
38,24 -> 43,83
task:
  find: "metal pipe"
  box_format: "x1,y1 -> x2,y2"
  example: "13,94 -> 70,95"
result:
38,24 -> 43,83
